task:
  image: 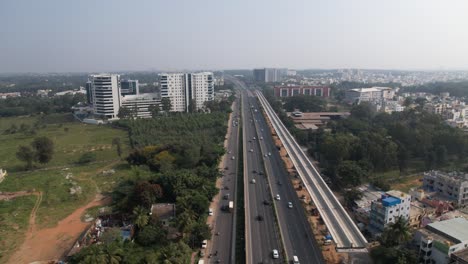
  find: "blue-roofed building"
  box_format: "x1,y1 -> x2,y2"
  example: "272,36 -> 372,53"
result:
370,190 -> 411,233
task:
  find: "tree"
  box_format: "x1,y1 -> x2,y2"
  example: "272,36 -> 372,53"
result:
133,206 -> 149,230
159,241 -> 192,263
335,160 -> 366,188
386,216 -> 412,246
16,145 -> 35,169
161,97 -> 172,112
112,137 -> 122,158
188,99 -> 197,113
118,106 -> 132,119
132,181 -> 163,208
148,104 -> 160,118
102,242 -> 124,264
136,224 -> 168,246
343,188 -> 363,208
31,136 -> 54,164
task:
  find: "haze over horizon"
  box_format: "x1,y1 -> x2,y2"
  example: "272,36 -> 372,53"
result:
1,0 -> 468,73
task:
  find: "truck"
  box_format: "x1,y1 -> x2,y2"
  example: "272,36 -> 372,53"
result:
229,201 -> 234,212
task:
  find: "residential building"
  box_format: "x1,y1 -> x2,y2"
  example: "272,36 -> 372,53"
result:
450,247 -> 468,263
158,72 -> 214,112
150,203 -> 176,226
120,79 -> 139,95
345,87 -> 395,104
370,190 -> 411,232
89,74 -> 122,119
121,93 -> 160,119
414,218 -> 468,264
423,171 -> 468,207
274,85 -> 331,98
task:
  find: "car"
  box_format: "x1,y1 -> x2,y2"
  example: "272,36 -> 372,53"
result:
228,150 -> 232,154
223,194 -> 230,200
268,152 -> 271,156
258,171 -> 264,175
201,240 -> 207,249
231,156 -> 235,160
263,200 -> 270,205
252,170 -> 257,173
260,136 -> 263,140
250,179 -> 256,184
208,208 -> 213,216
277,181 -> 282,186
224,186 -> 229,190
293,255 -> 300,264
275,194 -> 281,200
253,137 -> 256,140
288,202 -> 293,208
249,149 -> 253,152
272,249 -> 279,259
264,154 -> 268,157
256,215 -> 264,221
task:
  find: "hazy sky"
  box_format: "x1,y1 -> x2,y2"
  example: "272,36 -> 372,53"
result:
1,0 -> 468,73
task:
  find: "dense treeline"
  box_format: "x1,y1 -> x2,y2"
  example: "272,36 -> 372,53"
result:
70,108 -> 232,262
401,81 -> 468,98
0,74 -> 87,93
0,94 -> 85,117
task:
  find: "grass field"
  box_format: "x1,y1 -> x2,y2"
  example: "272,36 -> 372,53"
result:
0,114 -> 133,262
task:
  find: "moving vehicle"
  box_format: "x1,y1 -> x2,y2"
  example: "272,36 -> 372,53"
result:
272,249 -> 279,259
231,156 -> 235,160
275,194 -> 281,200
228,201 -> 234,212
201,240 -> 207,249
293,255 -> 300,264
288,202 -> 293,208
223,193 -> 230,200
251,179 -> 256,184
208,208 -> 213,216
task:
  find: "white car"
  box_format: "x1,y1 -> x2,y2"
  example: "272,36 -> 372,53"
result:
268,152 -> 271,156
272,249 -> 279,259
251,179 -> 256,184
208,208 -> 213,216
275,194 -> 281,200
288,202 -> 293,208
201,240 -> 207,249
231,156 -> 235,160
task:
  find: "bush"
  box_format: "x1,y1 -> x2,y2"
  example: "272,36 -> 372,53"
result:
77,152 -> 97,164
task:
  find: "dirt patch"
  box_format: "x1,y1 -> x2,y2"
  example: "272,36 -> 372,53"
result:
7,194 -> 111,264
0,191 -> 35,201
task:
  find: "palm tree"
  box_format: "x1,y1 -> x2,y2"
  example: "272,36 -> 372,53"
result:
82,245 -> 106,264
389,216 -> 411,245
133,205 -> 149,230
103,243 -> 124,264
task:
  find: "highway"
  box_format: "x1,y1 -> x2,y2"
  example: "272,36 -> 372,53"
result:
242,89 -> 283,263
250,94 -> 325,263
256,90 -> 368,251
206,95 -> 240,263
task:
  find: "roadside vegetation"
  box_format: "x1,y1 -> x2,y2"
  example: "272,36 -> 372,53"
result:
70,100 -> 233,263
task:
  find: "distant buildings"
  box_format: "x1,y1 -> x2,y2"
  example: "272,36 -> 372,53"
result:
274,85 -> 331,98
87,74 -> 161,120
253,68 -> 286,83
423,171 -> 468,207
414,218 -> 468,264
159,72 -> 214,112
370,190 -> 411,232
345,87 -> 395,104
0,92 -> 21,99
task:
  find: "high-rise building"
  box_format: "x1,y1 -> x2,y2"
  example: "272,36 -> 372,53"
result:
89,74 -> 121,119
85,81 -> 93,104
121,79 -> 139,95
159,72 -> 214,112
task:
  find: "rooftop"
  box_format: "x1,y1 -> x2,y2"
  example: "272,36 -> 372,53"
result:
427,218 -> 468,243
150,203 -> 176,221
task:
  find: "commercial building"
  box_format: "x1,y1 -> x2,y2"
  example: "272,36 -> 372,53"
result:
89,74 -> 122,119
274,85 -> 331,98
423,171 -> 468,207
159,72 -> 214,112
370,190 -> 411,232
414,218 -> 468,264
345,87 -> 395,104
253,68 -> 284,83
121,93 -> 160,119
120,79 -> 139,95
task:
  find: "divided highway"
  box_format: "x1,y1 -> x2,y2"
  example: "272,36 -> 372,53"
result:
256,90 -> 368,251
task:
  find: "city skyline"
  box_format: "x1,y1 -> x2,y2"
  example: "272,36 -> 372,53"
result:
1,0 -> 468,73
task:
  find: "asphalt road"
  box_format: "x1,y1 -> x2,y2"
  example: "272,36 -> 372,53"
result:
250,92 -> 325,264
243,90 -> 283,264
207,95 -> 241,263
257,91 -> 368,250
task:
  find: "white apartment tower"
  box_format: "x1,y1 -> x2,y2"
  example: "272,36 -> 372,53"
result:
89,74 -> 121,119
159,72 -> 214,112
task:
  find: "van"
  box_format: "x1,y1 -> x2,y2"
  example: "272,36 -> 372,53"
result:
293,255 -> 300,264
